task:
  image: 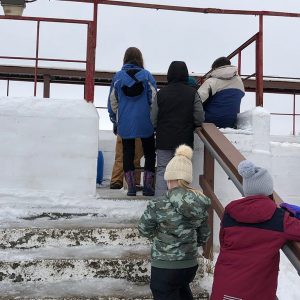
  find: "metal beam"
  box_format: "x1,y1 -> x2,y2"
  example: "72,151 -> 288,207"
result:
1,65 -> 300,94
59,0 -> 300,18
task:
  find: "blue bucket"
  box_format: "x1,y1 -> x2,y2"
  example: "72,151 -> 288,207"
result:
96,151 -> 104,184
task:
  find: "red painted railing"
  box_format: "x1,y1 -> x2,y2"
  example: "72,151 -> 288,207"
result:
0,11 -> 97,102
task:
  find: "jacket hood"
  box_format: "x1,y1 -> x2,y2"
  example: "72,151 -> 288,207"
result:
122,63 -> 142,71
120,64 -> 146,88
167,187 -> 210,219
225,195 -> 277,223
210,65 -> 238,80
167,61 -> 189,83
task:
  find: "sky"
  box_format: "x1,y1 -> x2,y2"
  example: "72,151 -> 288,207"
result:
0,0 -> 299,134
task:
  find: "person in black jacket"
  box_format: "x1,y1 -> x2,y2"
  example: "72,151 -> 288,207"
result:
151,61 -> 204,196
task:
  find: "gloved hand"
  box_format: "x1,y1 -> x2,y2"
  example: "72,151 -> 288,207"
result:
113,123 -> 117,135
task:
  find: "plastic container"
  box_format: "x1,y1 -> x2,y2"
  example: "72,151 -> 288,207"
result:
96,150 -> 104,184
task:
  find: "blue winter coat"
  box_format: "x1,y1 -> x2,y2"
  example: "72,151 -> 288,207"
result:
108,64 -> 157,139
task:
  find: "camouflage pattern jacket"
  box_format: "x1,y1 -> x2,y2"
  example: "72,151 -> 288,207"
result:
138,187 -> 211,269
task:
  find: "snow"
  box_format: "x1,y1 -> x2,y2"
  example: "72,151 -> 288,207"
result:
0,186 -> 148,229
0,278 -> 152,298
0,97 -> 99,196
0,102 -> 300,298
0,244 -> 150,262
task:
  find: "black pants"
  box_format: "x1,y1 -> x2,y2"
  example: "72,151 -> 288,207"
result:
122,134 -> 156,173
150,265 -> 198,300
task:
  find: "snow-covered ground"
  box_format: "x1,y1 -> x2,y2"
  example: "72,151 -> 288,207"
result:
0,98 -> 299,298
0,186 -> 299,299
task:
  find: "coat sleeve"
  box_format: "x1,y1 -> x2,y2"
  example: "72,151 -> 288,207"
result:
138,201 -> 158,239
196,215 -> 210,246
283,212 -> 300,241
150,94 -> 158,129
193,91 -> 205,127
197,78 -> 214,103
107,75 -> 119,123
147,73 -> 157,106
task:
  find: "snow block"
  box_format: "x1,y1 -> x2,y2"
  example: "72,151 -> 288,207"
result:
0,97 -> 99,196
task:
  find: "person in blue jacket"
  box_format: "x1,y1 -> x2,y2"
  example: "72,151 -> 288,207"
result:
108,47 -> 157,196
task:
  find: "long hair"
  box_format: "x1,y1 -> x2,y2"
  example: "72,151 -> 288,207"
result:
177,179 -> 204,197
123,47 -> 144,68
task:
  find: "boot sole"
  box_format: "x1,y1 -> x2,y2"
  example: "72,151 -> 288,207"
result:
127,192 -> 136,196
142,192 -> 154,196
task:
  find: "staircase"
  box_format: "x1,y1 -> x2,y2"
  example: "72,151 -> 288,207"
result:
0,187 -> 210,299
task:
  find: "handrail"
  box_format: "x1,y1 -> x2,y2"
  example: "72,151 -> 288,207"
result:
197,123 -> 300,275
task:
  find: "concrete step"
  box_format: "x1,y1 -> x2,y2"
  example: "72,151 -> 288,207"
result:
0,187 -> 151,230
0,227 -> 149,249
0,199 -> 148,229
0,279 -> 209,299
0,245 -> 205,283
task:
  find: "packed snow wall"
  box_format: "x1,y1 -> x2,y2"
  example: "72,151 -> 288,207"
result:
100,107 -> 300,204
0,97 -> 99,196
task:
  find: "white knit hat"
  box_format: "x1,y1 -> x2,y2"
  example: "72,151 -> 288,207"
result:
164,145 -> 193,183
238,160 -> 273,197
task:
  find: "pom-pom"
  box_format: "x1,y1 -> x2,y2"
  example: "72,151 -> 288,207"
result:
238,160 -> 256,178
175,144 -> 193,160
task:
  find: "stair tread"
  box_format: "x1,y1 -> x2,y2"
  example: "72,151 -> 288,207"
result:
0,279 -> 209,299
0,245 -> 151,262
0,224 -> 138,231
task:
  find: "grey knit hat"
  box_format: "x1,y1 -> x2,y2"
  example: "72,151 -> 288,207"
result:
238,160 -> 273,197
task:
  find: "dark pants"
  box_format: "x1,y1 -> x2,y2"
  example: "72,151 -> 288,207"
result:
150,265 -> 198,300
122,134 -> 156,173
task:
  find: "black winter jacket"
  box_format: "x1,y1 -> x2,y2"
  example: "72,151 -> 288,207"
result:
151,61 -> 204,150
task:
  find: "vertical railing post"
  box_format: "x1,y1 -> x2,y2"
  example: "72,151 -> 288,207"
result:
293,93 -> 296,136
256,15 -> 264,106
85,1 -> 98,102
6,79 -> 9,96
34,20 -> 40,97
43,74 -> 51,98
202,146 -> 215,259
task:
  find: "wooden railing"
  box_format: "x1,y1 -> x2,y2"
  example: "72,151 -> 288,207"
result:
197,123 -> 300,275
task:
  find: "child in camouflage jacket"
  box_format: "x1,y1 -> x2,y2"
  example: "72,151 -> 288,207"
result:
138,144 -> 211,300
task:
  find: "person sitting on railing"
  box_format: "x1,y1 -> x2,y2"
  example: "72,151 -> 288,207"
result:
138,144 -> 211,300
211,160 -> 300,300
151,61 -> 204,196
198,56 -> 245,128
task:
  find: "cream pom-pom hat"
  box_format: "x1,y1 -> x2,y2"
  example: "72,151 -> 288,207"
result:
164,144 -> 193,184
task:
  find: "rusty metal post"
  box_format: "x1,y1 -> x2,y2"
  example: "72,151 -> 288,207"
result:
43,74 -> 51,98
202,146 -> 215,259
34,20 -> 40,97
256,15 -> 264,106
84,1 -> 98,102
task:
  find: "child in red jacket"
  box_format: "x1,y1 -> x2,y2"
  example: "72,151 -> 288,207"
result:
211,160 -> 300,300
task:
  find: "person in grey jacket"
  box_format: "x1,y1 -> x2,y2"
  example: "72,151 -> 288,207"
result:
151,61 -> 204,197
198,56 -> 245,128
138,144 -> 210,300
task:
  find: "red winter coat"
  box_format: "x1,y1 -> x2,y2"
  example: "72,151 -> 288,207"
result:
211,195 -> 300,300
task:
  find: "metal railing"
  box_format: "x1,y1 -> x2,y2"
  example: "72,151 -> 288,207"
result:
197,123 -> 300,275
0,6 -> 97,102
